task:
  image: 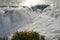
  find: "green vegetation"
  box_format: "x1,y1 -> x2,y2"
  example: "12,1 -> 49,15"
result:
11,31 -> 45,40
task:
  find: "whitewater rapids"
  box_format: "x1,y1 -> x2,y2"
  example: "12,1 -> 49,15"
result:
0,5 -> 60,40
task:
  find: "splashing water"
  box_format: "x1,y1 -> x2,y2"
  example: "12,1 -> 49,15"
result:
0,0 -> 60,40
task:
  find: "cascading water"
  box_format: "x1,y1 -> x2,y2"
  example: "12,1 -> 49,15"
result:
0,0 -> 60,40
0,7 -> 36,37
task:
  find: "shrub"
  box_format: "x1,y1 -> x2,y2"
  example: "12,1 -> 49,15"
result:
11,31 -> 45,40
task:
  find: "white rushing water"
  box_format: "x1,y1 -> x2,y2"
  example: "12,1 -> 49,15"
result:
0,0 -> 25,6
0,0 -> 60,40
0,6 -> 60,40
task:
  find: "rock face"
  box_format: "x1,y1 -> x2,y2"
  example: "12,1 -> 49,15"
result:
31,5 -> 49,11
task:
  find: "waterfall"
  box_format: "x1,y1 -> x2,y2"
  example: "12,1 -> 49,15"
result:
0,0 -> 60,40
